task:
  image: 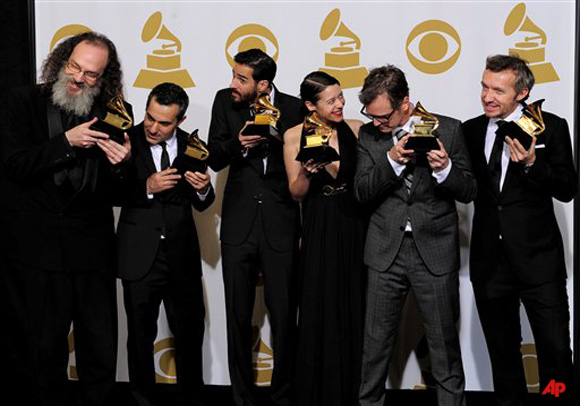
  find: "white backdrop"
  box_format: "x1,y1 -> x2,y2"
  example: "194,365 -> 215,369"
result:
35,0 -> 575,391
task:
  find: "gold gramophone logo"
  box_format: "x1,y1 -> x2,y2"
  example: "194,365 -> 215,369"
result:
252,326 -> 273,386
50,24 -> 92,52
406,20 -> 461,74
225,24 -> 279,68
318,9 -> 368,89
504,3 -> 559,84
154,337 -> 177,384
133,11 -> 195,89
522,343 -> 540,393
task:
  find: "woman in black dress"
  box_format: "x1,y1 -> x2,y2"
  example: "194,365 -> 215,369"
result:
283,71 -> 367,406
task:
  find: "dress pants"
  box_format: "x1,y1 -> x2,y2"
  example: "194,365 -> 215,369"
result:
473,244 -> 573,406
21,264 -> 117,406
221,208 -> 296,406
123,240 -> 206,406
359,233 -> 466,406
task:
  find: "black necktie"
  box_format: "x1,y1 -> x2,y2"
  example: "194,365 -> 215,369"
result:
160,141 -> 170,170
489,120 -> 506,192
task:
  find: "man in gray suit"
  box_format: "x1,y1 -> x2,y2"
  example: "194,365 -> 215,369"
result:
354,65 -> 476,406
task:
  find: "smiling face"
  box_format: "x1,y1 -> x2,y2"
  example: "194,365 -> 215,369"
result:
306,84 -> 345,124
480,69 -> 529,119
64,40 -> 108,96
144,97 -> 184,145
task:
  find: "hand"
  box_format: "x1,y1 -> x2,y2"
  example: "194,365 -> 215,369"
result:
301,159 -> 328,177
505,136 -> 536,166
239,121 -> 267,149
65,117 -> 109,148
388,134 -> 415,164
146,168 -> 181,194
426,140 -> 450,173
184,170 -> 211,193
96,132 -> 131,165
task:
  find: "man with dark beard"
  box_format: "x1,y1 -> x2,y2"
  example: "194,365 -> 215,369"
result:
0,31 -> 132,406
207,48 -> 303,406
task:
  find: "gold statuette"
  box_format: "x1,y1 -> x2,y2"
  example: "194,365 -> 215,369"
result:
173,129 -> 210,174
242,93 -> 282,141
295,112 -> 339,163
405,101 -> 440,152
90,95 -> 133,144
496,99 -> 545,150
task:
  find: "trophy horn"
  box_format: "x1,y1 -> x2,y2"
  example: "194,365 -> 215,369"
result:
412,101 -> 439,134
517,99 -> 545,137
141,11 -> 182,52
320,8 -> 361,50
254,93 -> 281,123
303,112 -> 332,145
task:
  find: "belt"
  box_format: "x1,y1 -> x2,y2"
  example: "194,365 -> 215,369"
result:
320,183 -> 348,197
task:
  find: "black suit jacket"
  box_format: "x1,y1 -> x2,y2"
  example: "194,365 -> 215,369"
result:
116,123 -> 215,281
463,111 -> 577,285
207,87 -> 303,251
0,85 -> 132,272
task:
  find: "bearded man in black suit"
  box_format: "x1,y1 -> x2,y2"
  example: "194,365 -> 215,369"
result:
207,48 -> 303,406
0,31 -> 132,405
463,54 -> 576,406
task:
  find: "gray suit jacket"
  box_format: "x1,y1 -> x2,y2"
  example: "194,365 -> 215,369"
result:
354,114 -> 476,275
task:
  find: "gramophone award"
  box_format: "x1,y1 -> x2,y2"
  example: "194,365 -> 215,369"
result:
504,3 -> 559,84
404,101 -> 440,152
318,9 -> 368,89
241,93 -> 282,141
495,99 -> 545,150
89,95 -> 133,144
295,112 -> 339,163
133,11 -> 195,89
172,129 -> 210,174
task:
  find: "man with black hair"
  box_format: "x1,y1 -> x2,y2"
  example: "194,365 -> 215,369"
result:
0,31 -> 131,406
208,48 -> 303,406
117,82 -> 214,406
463,54 -> 576,406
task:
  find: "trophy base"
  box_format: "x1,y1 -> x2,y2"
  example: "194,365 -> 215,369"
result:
496,121 -> 534,150
242,124 -> 282,142
295,146 -> 340,163
172,154 -> 208,174
404,136 -> 440,152
90,120 -> 126,144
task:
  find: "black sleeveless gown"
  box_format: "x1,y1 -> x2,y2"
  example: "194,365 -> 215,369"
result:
294,120 -> 367,406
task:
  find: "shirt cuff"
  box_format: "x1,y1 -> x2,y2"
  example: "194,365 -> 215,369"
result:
387,153 -> 406,177
197,186 -> 211,201
432,160 -> 452,183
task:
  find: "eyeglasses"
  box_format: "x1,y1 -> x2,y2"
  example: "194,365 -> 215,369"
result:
360,105 -> 396,123
65,61 -> 101,83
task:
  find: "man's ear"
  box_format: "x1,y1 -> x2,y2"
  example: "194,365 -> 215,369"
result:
257,79 -> 270,94
177,115 -> 187,127
515,88 -> 529,103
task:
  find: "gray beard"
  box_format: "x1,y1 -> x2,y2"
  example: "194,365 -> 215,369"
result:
51,70 -> 101,116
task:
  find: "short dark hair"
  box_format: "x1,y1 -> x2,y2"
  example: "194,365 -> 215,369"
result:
146,82 -> 189,121
40,31 -> 124,106
300,71 -> 340,104
485,54 -> 534,99
359,65 -> 409,109
234,48 -> 277,86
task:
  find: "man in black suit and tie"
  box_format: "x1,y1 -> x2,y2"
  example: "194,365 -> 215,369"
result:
463,54 -> 576,406
207,48 -> 303,406
0,32 -> 132,405
117,82 -> 214,406
354,65 -> 476,406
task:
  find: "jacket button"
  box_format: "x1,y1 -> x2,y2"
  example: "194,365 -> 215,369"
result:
497,205 -> 503,211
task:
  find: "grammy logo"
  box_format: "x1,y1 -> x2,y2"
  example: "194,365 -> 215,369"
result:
521,343 -> 540,393
50,24 -> 91,52
133,11 -> 195,89
154,337 -> 177,384
225,23 -> 279,68
318,9 -> 368,89
504,3 -> 559,84
252,326 -> 273,386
